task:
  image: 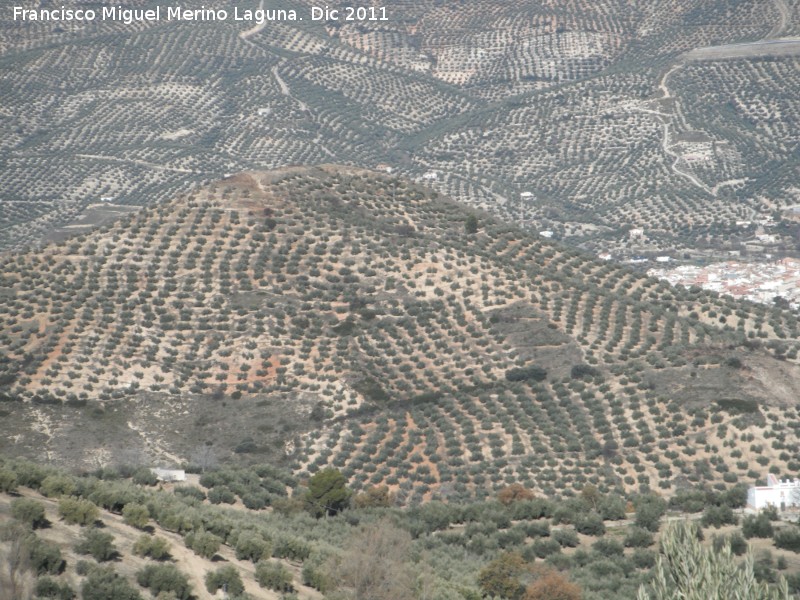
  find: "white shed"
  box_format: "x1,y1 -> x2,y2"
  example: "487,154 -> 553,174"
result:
150,468 -> 186,483
747,473 -> 800,511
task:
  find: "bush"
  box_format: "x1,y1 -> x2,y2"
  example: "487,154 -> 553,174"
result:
505,366 -> 547,382
186,530 -> 221,559
81,566 -> 141,600
207,486 -> 236,505
631,548 -> 656,569
774,527 -> 800,553
255,560 -> 293,592
75,528 -> 117,562
552,529 -> 579,548
39,475 -> 77,498
592,538 -> 624,557
29,537 -> 65,575
524,570 -> 581,600
477,552 -> 527,600
532,538 -> 562,558
136,564 -> 192,600
122,503 -> 149,529
132,534 -> 171,560
206,565 -> 245,596
497,483 -> 536,505
701,505 -> 737,528
0,468 -> 18,492
174,485 -> 206,501
625,527 -> 654,548
634,494 -> 666,532
742,513 -> 774,539
131,468 -> 158,486
235,531 -> 271,562
574,512 -> 605,536
34,576 -> 75,599
11,498 -> 47,528
58,497 -> 99,526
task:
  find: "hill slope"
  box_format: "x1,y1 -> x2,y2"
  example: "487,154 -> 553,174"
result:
1,167 -> 799,502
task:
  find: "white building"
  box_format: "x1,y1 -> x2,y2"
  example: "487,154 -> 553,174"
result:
151,468 -> 186,483
747,473 -> 800,511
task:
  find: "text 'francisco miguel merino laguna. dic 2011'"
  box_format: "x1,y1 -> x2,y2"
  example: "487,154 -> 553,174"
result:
12,5 -> 389,23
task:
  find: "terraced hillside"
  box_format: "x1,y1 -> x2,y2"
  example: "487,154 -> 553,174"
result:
1,0 -> 797,256
2,167 -> 800,504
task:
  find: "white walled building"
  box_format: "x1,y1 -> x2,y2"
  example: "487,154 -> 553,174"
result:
151,468 -> 186,483
747,473 -> 800,510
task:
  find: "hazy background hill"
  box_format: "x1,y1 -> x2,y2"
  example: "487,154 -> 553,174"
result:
1,0 -> 798,258
2,166 -> 799,504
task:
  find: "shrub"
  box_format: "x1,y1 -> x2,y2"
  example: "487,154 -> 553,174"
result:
0,468 -> 18,492
39,475 -> 77,498
81,566 -> 141,600
255,560 -> 293,592
174,485 -> 206,501
505,366 -> 547,382
205,565 -> 244,596
207,486 -> 236,504
701,504 -> 737,528
552,529 -> 579,548
132,534 -> 171,560
634,494 -> 666,532
11,498 -> 47,528
75,528 -> 117,562
235,531 -> 271,562
29,537 -> 65,575
532,538 -> 562,558
186,530 -> 221,559
592,538 -> 624,557
524,570 -> 582,600
122,503 -> 149,529
625,527 -> 654,548
352,485 -> 394,508
631,548 -> 656,569
136,564 -> 192,600
774,527 -> 800,553
497,483 -> 536,505
742,514 -> 774,539
34,576 -> 75,599
477,552 -> 528,600
574,512 -> 605,536
131,468 -> 157,486
58,497 -> 99,526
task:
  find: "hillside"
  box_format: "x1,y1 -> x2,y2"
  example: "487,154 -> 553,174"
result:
1,0 -> 798,257
1,166 -> 799,503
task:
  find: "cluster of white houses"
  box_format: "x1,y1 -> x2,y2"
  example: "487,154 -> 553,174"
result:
748,474 -> 800,511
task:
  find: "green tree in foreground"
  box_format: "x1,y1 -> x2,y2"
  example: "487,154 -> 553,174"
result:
465,215 -> 479,234
304,468 -> 351,518
637,522 -> 794,600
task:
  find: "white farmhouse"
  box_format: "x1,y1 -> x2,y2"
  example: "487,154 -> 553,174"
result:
747,473 -> 800,511
150,467 -> 186,483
